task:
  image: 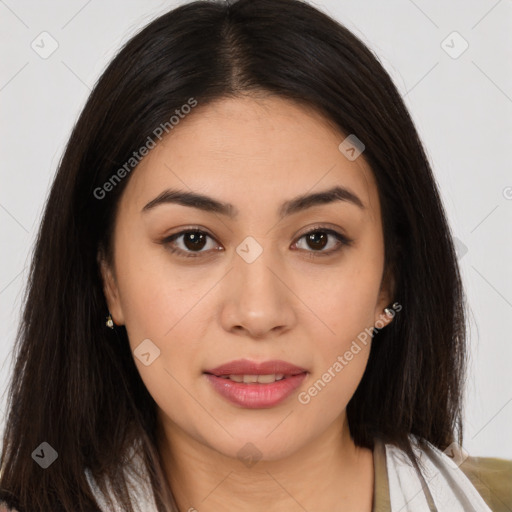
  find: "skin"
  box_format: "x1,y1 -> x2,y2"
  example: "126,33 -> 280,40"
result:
100,94 -> 395,511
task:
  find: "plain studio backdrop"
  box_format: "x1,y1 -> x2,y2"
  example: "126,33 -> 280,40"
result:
0,0 -> 511,460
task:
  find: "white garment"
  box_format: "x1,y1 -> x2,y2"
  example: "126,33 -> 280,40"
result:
85,443 -> 158,512
86,435 -> 492,511
386,435 -> 492,512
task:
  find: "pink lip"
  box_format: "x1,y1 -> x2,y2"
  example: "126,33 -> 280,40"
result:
205,358 -> 307,377
204,359 -> 308,409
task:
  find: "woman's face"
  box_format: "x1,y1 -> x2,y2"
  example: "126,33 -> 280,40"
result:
100,95 -> 393,461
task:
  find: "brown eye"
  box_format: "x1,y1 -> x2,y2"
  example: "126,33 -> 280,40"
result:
293,228 -> 352,256
162,229 -> 220,258
182,231 -> 208,251
161,226 -> 352,260
304,232 -> 328,250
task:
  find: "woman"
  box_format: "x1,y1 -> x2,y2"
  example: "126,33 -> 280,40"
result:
0,0 -> 510,510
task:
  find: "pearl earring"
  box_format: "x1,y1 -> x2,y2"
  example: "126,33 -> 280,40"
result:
384,302 -> 400,317
106,313 -> 114,329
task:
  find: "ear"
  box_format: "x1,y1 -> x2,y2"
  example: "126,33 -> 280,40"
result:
97,250 -> 125,326
373,266 -> 396,329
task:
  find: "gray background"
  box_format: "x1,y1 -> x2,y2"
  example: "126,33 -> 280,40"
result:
1,0 -> 511,459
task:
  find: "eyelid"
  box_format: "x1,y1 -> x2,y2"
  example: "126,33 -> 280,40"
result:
159,226 -> 220,259
294,222 -> 350,241
291,224 -> 353,257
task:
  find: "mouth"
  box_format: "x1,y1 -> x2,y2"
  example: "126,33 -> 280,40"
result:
212,373 -> 291,383
203,359 -> 308,409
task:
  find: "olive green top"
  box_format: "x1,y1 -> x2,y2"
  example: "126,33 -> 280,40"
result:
372,438 -> 512,511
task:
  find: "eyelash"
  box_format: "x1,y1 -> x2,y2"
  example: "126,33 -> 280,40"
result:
159,225 -> 353,259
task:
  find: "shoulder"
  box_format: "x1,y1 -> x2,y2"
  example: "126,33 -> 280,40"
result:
459,454 -> 512,512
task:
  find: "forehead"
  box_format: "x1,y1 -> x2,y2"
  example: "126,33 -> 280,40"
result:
119,95 -> 379,221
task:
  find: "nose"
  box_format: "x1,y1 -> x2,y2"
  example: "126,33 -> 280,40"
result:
219,245 -> 297,339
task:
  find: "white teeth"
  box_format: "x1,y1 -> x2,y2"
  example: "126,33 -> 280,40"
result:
255,374 -> 276,384
220,374 -> 287,383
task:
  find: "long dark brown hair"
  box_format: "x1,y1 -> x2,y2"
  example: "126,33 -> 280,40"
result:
0,0 -> 467,510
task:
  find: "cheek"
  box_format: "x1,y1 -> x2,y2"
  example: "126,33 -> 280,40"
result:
299,299 -> 374,418
296,344 -> 370,433
113,245 -> 210,397
298,253 -> 383,339
311,304 -> 374,403
294,247 -> 382,408
113,238 -> 200,346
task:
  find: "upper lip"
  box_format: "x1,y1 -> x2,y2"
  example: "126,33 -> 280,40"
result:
205,359 -> 308,377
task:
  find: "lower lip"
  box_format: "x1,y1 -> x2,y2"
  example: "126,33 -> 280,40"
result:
204,373 -> 308,409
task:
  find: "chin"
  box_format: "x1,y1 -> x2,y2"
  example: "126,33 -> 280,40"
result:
202,426 -> 307,464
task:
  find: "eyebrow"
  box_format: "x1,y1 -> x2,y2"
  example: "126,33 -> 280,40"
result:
141,185 -> 365,218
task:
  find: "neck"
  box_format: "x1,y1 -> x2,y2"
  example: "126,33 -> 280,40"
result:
156,412 -> 374,512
